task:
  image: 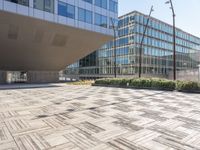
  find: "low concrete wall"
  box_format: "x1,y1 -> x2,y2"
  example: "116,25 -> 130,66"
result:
27,71 -> 59,83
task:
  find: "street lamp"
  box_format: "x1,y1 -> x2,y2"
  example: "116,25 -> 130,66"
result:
110,18 -> 118,78
139,6 -> 154,78
165,0 -> 176,80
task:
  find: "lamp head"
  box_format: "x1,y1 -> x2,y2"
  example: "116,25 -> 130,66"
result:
150,5 -> 154,13
165,1 -> 170,4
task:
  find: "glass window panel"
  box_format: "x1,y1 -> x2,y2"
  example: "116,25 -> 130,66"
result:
78,8 -> 85,22
58,1 -> 75,19
109,0 -> 117,12
83,0 -> 93,4
101,15 -> 107,28
95,0 -> 101,7
95,0 -> 107,9
58,1 -> 67,17
6,0 -> 29,6
109,18 -> 118,29
34,0 -> 44,11
102,0 -> 107,9
34,0 -> 54,13
95,13 -> 101,26
67,4 -> 75,19
78,8 -> 93,24
85,10 -> 93,24
44,0 -> 54,13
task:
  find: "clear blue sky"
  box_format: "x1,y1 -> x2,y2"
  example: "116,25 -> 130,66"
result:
118,0 -> 200,37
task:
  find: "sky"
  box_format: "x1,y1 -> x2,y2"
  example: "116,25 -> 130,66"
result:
118,0 -> 200,37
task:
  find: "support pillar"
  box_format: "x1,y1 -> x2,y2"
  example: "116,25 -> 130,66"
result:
0,71 -> 7,84
27,71 -> 59,83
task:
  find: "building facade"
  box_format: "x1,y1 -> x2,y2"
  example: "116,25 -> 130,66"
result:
0,0 -> 118,83
65,11 -> 200,79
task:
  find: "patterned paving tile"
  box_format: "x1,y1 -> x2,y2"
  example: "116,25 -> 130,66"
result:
0,84 -> 200,149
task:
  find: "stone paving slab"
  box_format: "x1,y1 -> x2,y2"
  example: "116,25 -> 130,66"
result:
0,84 -> 200,150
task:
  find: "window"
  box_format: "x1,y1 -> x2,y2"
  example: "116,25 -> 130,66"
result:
95,0 -> 107,9
58,1 -> 75,19
45,0 -> 50,7
85,10 -> 93,23
102,0 -> 107,9
109,18 -> 118,29
67,4 -> 75,19
101,15 -> 107,27
6,0 -> 29,6
78,8 -> 93,24
82,0 -> 93,4
95,13 -> 107,28
44,0 -> 54,13
95,0 -> 101,7
57,1 -> 66,16
109,0 -> 117,13
78,8 -> 85,22
34,0 -> 54,13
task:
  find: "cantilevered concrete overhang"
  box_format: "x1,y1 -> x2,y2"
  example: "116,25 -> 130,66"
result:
0,11 -> 113,71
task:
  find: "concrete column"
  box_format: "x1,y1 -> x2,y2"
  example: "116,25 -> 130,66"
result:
0,71 -> 7,84
27,71 -> 59,83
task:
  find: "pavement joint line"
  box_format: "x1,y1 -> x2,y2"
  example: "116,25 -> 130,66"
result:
1,85 -> 200,149
32,90 -> 166,120
3,120 -> 20,149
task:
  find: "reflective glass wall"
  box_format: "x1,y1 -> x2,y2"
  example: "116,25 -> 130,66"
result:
65,11 -> 200,79
58,1 -> 75,18
4,0 -> 118,33
98,11 -> 200,76
34,0 -> 54,13
6,0 -> 29,6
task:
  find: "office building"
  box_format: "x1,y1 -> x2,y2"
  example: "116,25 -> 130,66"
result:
0,0 -> 118,83
65,11 -> 200,79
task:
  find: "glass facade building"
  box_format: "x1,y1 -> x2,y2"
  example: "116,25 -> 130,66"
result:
0,0 -> 118,83
3,0 -> 118,36
66,11 -> 200,79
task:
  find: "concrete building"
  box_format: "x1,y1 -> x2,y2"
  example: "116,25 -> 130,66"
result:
0,0 -> 118,83
65,11 -> 200,80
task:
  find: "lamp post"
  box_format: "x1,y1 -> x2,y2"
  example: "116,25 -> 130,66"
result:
139,6 -> 154,78
110,18 -> 118,78
165,0 -> 176,80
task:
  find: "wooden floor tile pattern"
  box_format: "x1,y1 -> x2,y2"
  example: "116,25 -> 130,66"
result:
0,85 -> 200,149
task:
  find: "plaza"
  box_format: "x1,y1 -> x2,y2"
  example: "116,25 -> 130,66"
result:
0,84 -> 200,149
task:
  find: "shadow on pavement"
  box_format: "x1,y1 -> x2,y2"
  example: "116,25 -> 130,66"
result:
0,83 -> 62,90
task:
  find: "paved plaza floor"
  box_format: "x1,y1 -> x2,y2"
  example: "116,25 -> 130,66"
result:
0,84 -> 200,150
